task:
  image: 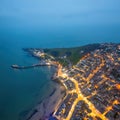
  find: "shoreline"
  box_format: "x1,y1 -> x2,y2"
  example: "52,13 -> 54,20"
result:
19,48 -> 68,120
23,82 -> 65,120
20,64 -> 66,120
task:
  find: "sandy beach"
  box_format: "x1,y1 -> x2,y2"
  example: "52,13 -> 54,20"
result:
23,81 -> 65,120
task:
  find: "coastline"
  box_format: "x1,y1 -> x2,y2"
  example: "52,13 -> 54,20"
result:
19,63 -> 66,120
23,82 -> 65,120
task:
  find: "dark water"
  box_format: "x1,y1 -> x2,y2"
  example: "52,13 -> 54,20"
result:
0,25 -> 120,120
0,39 -> 55,120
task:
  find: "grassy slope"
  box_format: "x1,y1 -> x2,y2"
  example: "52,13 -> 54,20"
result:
44,44 -> 101,66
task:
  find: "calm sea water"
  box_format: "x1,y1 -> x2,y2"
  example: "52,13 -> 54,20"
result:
0,25 -> 120,120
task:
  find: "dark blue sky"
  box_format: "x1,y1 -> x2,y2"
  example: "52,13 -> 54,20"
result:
0,0 -> 120,30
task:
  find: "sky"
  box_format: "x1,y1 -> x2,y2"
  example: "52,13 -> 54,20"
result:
0,0 -> 120,30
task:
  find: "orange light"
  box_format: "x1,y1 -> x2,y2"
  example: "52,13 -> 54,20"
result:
116,84 -> 120,90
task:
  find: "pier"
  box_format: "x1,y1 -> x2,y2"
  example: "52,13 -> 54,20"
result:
11,62 -> 57,69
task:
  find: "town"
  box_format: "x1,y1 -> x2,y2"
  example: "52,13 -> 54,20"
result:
25,43 -> 120,120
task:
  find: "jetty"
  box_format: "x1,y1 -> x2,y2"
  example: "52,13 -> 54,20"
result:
11,62 -> 57,69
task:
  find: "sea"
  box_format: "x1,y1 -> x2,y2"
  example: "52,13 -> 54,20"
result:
0,24 -> 120,120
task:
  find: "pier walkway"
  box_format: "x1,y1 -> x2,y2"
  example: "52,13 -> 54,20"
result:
11,62 -> 57,69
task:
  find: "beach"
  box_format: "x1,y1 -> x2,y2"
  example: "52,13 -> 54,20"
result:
23,81 -> 65,120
